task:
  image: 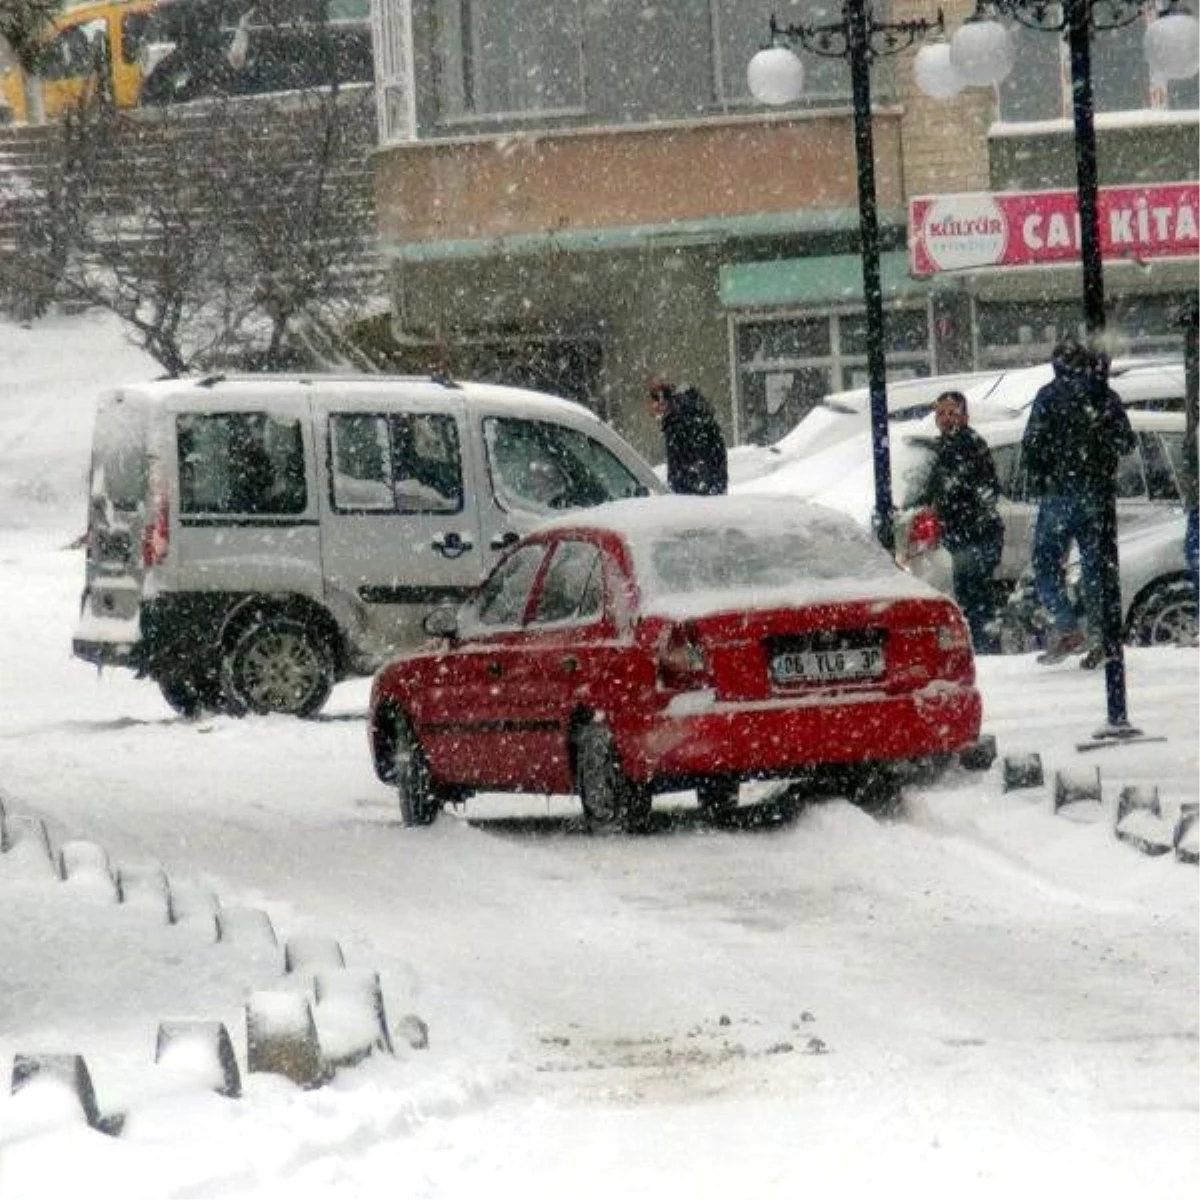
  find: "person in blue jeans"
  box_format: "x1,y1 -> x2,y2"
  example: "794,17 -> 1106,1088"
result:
1021,338 -> 1135,666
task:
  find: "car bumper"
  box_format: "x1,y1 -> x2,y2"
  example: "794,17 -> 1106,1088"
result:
620,682 -> 983,783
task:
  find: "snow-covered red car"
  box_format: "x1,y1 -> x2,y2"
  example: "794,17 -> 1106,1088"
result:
368,495 -> 983,831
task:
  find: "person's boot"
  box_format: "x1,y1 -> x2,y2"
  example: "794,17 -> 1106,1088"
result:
1036,628 -> 1086,665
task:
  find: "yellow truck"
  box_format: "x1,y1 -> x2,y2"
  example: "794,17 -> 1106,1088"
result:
1,0 -> 159,124
0,0 -> 372,124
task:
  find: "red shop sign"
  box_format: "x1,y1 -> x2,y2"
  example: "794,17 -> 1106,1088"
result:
909,183 -> 1200,276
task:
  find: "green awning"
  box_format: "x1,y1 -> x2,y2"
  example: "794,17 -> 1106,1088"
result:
720,250 -> 949,309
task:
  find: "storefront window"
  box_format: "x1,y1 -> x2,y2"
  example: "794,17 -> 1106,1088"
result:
733,306 -> 933,445
976,294 -> 1190,367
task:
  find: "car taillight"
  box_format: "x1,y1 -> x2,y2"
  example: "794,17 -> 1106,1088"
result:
907,507 -> 942,555
656,622 -> 711,691
142,471 -> 170,567
936,612 -> 974,679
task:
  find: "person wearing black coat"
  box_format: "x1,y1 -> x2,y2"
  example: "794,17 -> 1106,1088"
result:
1021,338 -> 1135,665
921,390 -> 1005,653
648,379 -> 728,496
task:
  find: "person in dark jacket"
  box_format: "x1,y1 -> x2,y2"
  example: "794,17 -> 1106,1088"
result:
1021,338 -> 1136,666
921,390 -> 1005,653
648,378 -> 728,496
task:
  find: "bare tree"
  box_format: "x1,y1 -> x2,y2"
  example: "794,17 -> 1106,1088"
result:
0,84 -> 380,374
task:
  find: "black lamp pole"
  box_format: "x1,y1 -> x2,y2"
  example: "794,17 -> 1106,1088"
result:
1063,0 -> 1132,732
761,4 -> 944,553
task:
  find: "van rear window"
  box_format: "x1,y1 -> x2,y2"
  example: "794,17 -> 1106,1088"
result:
177,413 -> 306,515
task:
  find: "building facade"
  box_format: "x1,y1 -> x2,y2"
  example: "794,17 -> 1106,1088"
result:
368,0 -> 1198,457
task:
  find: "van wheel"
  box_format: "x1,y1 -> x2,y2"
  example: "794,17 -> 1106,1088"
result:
157,671 -> 224,718
575,721 -> 652,834
221,617 -> 334,717
393,717 -> 443,827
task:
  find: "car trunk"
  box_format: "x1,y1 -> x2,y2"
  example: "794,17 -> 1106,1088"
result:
671,596 -> 972,703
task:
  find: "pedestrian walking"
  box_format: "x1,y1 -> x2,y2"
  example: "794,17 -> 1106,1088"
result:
1021,338 -> 1135,666
920,390 -> 1005,653
648,378 -> 728,496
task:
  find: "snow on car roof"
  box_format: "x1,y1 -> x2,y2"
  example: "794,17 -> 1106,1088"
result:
540,494 -> 937,619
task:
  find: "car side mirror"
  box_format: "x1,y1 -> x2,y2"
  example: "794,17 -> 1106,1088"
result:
423,605 -> 459,640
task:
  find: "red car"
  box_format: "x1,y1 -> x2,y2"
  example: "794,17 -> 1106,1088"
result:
368,495 -> 983,831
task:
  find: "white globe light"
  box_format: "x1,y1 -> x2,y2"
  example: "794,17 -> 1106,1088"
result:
914,42 -> 964,99
950,18 -> 1016,87
747,45 -> 806,107
1144,12 -> 1200,81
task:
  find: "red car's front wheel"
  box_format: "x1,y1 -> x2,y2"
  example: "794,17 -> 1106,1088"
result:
392,716 -> 445,828
575,721 -> 652,835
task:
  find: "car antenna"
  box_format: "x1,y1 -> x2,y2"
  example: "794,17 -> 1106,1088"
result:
197,374 -> 226,388
430,371 -> 461,389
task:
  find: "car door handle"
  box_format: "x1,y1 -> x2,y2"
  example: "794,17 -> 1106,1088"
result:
432,531 -> 474,559
560,656 -> 579,673
490,530 -> 520,551
486,660 -> 504,678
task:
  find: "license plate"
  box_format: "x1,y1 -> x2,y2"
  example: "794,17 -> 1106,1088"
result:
771,645 -> 885,685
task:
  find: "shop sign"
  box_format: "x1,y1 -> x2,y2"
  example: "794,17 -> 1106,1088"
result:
909,183 -> 1199,276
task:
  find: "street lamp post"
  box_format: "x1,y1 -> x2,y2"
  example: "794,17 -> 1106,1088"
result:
920,1 -> 1199,737
748,5 -> 945,553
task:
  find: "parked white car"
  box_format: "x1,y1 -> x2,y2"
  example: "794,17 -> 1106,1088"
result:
737,406 -> 1189,615
728,358 -> 1184,489
1075,512 -> 1196,645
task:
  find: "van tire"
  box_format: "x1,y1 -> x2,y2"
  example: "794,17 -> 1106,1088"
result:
221,616 -> 334,718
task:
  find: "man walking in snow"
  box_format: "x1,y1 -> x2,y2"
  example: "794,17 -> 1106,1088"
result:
1021,337 -> 1135,667
648,377 -> 728,496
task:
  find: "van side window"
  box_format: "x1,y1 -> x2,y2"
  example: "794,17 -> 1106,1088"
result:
177,412 -> 306,515
330,412 -> 463,514
484,418 -> 643,514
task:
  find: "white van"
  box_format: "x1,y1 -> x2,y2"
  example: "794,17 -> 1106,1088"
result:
73,374 -> 663,716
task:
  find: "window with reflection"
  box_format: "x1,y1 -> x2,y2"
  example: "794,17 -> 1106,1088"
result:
435,0 -> 584,118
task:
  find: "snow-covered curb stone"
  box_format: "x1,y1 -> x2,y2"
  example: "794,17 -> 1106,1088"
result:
0,790 -> 428,1136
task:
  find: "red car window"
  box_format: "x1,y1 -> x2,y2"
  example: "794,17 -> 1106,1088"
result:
472,544 -> 546,628
531,540 -> 604,625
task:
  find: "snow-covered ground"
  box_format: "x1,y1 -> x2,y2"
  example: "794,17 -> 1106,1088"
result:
0,313 -> 1196,1199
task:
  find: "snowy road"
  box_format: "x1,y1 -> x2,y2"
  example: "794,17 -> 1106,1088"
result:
1,529 -> 1196,1198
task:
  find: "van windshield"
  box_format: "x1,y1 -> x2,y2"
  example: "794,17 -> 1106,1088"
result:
484,418 -> 645,514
